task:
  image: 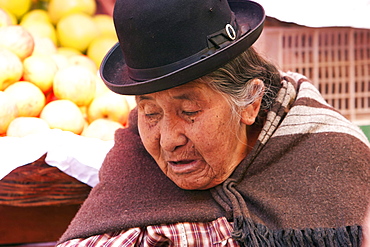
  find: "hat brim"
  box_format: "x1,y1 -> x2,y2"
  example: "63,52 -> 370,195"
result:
100,0 -> 265,95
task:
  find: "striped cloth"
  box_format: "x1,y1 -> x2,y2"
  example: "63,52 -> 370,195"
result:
57,217 -> 239,247
273,72 -> 368,145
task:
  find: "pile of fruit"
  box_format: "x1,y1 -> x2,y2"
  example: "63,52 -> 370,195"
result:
0,0 -> 136,141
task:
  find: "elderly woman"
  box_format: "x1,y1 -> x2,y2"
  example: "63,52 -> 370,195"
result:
57,0 -> 370,246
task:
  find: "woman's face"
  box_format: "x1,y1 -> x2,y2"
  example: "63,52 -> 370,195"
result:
136,81 -> 250,190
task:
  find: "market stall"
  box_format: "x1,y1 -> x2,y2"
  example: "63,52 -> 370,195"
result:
0,0 -> 123,244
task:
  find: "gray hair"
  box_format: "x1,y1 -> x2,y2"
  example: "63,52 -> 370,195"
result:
199,46 -> 282,125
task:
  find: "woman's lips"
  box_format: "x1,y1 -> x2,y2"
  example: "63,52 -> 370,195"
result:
167,159 -> 201,174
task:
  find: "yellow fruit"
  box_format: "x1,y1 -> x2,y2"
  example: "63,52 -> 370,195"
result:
21,20 -> 57,45
68,55 -> 98,75
23,54 -> 58,93
0,25 -> 34,60
0,91 -> 18,135
87,35 -> 118,67
87,90 -> 130,126
53,65 -> 96,106
20,9 -> 51,25
79,105 -> 88,119
82,118 -> 123,141
0,0 -> 32,20
6,117 -> 50,137
93,14 -> 116,37
4,81 -> 46,117
0,7 -> 12,27
68,54 -> 97,74
48,0 -> 96,25
56,13 -> 99,53
51,53 -> 70,70
40,99 -> 85,135
32,36 -> 57,56
57,46 -> 82,57
95,73 -> 110,97
1,8 -> 16,25
0,48 -> 23,90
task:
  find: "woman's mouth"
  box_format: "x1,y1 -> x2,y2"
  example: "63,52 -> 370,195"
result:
167,159 -> 201,174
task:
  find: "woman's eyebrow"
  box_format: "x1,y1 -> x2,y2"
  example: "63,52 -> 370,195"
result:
173,94 -> 191,100
137,95 -> 153,102
172,92 -> 200,101
137,92 -> 198,102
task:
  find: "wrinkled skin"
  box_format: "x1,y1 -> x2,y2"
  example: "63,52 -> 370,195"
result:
136,80 -> 262,190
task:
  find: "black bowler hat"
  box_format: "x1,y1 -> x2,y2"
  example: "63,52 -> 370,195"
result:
100,0 -> 265,95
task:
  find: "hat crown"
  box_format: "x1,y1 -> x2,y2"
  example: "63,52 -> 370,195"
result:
113,0 -> 234,71
101,0 -> 265,95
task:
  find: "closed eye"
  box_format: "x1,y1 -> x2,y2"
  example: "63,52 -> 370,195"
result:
146,113 -> 159,116
145,112 -> 160,118
182,111 -> 200,116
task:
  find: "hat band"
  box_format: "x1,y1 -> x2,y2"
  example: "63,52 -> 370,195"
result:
128,17 -> 240,82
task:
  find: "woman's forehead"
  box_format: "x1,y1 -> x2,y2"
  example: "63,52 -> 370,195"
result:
136,81 -> 212,103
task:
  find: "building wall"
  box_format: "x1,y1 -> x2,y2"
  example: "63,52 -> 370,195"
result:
255,26 -> 370,124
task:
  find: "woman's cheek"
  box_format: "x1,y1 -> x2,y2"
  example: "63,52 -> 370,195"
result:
138,117 -> 160,151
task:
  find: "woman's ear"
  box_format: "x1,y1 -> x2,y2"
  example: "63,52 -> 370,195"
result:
240,79 -> 264,126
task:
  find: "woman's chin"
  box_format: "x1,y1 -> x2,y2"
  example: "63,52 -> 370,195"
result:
171,176 -> 220,190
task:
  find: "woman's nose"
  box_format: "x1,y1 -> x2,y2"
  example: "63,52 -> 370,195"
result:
159,117 -> 187,152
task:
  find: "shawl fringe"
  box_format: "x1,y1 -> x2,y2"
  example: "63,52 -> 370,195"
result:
233,216 -> 362,247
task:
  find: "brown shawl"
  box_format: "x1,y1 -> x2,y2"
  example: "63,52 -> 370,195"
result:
59,72 -> 370,246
